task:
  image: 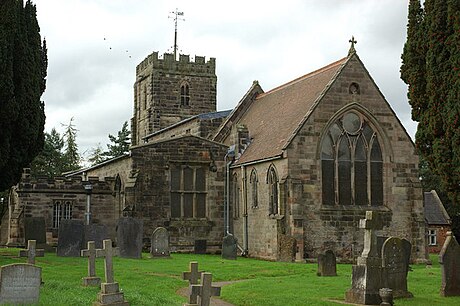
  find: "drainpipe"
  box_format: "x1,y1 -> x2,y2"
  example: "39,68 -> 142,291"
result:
224,146 -> 235,235
84,183 -> 93,225
241,165 -> 249,256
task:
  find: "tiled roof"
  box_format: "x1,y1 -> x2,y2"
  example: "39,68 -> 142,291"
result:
235,57 -> 347,164
424,190 -> 451,225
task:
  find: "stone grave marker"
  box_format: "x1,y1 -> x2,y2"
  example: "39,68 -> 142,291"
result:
150,227 -> 170,258
19,240 -> 44,265
222,234 -> 237,260
317,250 -> 337,276
81,241 -> 101,286
439,231 -> 460,296
94,239 -> 129,305
57,219 -> 84,257
182,262 -> 204,304
84,224 -> 109,249
345,210 -> 383,305
24,217 -> 47,245
278,234 -> 296,262
0,263 -> 41,304
117,217 -> 143,259
381,237 -> 413,298
194,240 -> 207,254
186,272 -> 221,306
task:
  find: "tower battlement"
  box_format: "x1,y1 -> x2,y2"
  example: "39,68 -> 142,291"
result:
136,51 -> 215,76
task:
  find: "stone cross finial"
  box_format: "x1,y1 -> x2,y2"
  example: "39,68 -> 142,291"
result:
182,262 -> 204,304
96,239 -> 120,284
19,240 -> 44,265
359,211 -> 383,261
348,36 -> 357,56
187,273 -> 221,306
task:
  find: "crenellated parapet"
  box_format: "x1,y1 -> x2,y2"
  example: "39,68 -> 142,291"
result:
136,51 -> 216,77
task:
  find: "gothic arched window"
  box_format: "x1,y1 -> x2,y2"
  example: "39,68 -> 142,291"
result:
180,82 -> 190,106
231,173 -> 240,218
321,111 -> 383,206
249,168 -> 258,209
267,166 -> 279,215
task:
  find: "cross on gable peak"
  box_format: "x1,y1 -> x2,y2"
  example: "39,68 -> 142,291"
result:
348,35 -> 357,56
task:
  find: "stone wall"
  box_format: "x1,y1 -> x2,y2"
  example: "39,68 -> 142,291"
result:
285,54 -> 426,262
128,135 -> 228,253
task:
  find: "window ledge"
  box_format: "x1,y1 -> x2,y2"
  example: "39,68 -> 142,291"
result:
269,214 -> 284,220
320,205 -> 391,212
169,218 -> 213,227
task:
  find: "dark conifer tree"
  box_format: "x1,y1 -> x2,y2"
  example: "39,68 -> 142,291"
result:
0,0 -> 47,190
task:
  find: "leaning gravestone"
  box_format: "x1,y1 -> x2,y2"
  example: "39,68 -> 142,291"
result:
222,234 -> 237,260
150,227 -> 170,258
84,224 -> 109,249
57,219 -> 85,257
317,250 -> 337,276
439,231 -> 460,296
117,217 -> 143,259
24,217 -> 47,245
381,237 -> 413,298
0,263 -> 41,304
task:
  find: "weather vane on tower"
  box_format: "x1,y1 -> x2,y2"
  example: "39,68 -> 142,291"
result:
169,8 -> 185,61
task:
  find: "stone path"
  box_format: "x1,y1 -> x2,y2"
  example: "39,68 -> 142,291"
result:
177,280 -> 247,306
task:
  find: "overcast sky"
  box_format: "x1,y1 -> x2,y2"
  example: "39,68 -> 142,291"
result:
33,0 -> 414,159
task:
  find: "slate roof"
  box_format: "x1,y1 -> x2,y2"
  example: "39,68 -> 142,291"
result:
424,190 -> 451,225
234,57 -> 347,165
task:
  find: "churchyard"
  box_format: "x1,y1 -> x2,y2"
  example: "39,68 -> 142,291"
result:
0,247 -> 458,306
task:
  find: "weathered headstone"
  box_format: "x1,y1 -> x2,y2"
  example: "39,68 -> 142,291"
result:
84,224 -> 109,249
194,240 -> 207,254
222,234 -> 237,260
19,240 -> 44,265
185,272 -> 221,306
117,217 -> 143,259
182,262 -> 204,304
278,234 -> 296,262
81,241 -> 101,286
57,219 -> 84,257
0,264 -> 41,304
24,217 -> 47,245
439,231 -> 460,296
345,211 -> 383,305
150,227 -> 170,258
381,237 -> 413,298
94,239 -> 128,305
317,250 -> 337,276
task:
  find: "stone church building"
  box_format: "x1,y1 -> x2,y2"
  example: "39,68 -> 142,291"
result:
1,43 -> 428,262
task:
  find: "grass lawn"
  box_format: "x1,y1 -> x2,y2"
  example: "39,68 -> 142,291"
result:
0,249 -> 458,305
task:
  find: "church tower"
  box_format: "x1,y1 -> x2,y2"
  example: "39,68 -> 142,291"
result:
131,52 -> 217,146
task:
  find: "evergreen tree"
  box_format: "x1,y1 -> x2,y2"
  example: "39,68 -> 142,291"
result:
61,117 -> 81,172
87,143 -> 106,166
104,121 -> 131,159
0,0 -> 47,190
30,128 -> 65,177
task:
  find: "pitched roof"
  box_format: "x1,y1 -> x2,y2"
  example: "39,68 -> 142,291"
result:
235,57 -> 347,164
424,190 -> 451,225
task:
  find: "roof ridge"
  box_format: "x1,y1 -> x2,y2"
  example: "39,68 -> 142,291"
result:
258,56 -> 347,98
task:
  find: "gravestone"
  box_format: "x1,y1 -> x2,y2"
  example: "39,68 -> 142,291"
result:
117,217 -> 143,259
24,217 -> 46,245
222,234 -> 237,260
439,231 -> 460,296
57,219 -> 85,257
182,262 -> 204,304
0,264 -> 41,304
84,224 -> 109,249
278,234 -> 296,262
150,227 -> 170,258
186,272 -> 221,306
19,240 -> 44,265
317,250 -> 337,276
194,240 -> 207,254
94,239 -> 128,305
345,211 -> 383,305
381,237 -> 413,298
81,241 -> 101,286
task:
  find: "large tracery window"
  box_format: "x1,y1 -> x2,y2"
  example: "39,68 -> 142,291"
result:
170,164 -> 206,218
321,111 -> 383,206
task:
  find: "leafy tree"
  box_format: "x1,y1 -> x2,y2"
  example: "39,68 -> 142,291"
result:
104,121 -> 131,159
61,117 -> 81,172
0,0 -> 47,190
401,0 -> 460,236
30,128 -> 65,177
87,143 -> 106,166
